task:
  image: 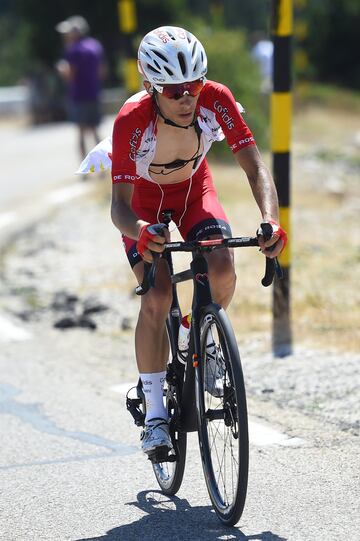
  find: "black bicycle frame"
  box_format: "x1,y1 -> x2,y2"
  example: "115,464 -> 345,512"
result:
131,212 -> 281,435
165,247 -> 216,433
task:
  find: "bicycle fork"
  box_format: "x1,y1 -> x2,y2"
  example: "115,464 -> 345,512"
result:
180,253 -> 214,430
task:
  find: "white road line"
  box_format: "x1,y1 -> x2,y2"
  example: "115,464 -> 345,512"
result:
249,420 -> 306,447
0,315 -> 32,342
45,183 -> 93,205
0,183 -> 95,235
110,383 -> 307,447
0,212 -> 16,229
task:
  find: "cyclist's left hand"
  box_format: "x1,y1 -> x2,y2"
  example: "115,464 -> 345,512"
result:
137,223 -> 169,263
258,220 -> 288,258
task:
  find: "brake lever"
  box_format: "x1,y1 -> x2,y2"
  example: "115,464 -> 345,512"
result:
135,253 -> 160,296
258,222 -> 283,287
134,223 -> 168,296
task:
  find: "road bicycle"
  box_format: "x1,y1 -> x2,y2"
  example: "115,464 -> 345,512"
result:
126,210 -> 282,526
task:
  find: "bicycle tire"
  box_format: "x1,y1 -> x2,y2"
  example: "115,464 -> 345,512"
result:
152,383 -> 187,495
196,304 -> 249,526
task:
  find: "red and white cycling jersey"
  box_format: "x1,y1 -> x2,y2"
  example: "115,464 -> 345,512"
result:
111,80 -> 255,184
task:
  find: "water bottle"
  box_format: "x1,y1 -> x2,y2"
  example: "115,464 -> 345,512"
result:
177,313 -> 191,363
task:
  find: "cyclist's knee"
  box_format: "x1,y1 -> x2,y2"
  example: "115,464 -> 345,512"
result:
140,280 -> 172,322
140,289 -> 171,325
208,248 -> 236,286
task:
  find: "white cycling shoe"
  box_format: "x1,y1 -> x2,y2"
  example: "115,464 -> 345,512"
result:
204,342 -> 225,398
141,418 -> 173,455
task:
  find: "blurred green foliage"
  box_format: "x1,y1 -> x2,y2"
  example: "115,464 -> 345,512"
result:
6,0 -> 188,86
305,0 -> 360,89
0,15 -> 31,85
192,24 -> 268,153
0,0 -> 358,110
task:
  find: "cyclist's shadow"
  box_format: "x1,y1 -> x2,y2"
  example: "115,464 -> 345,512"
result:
78,490 -> 287,541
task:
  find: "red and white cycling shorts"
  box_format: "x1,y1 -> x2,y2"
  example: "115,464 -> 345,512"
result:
122,160 -> 232,268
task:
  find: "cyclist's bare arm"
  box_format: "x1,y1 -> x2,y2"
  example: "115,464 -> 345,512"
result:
235,145 -> 284,257
111,183 -> 145,240
235,145 -> 279,222
111,183 -> 167,261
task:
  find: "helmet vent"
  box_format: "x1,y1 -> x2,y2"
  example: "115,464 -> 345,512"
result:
147,64 -> 161,74
178,52 -> 187,76
153,51 -> 167,62
164,66 -> 174,76
192,41 -> 198,59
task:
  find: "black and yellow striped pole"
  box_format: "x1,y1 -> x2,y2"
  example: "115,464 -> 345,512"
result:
117,0 -> 139,94
271,0 -> 293,356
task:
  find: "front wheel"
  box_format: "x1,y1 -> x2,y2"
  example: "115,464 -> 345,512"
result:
152,386 -> 187,495
196,305 -> 249,526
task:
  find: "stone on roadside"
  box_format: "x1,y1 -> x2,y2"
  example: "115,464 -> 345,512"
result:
54,316 -> 78,329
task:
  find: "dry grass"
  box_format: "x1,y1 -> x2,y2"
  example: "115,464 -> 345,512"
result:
215,105 -> 360,353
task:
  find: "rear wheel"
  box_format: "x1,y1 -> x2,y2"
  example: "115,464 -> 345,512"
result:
196,305 -> 249,526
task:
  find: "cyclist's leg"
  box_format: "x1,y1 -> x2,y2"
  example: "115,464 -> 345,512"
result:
123,235 -> 173,452
205,238 -> 236,309
132,258 -> 172,375
121,182 -> 173,377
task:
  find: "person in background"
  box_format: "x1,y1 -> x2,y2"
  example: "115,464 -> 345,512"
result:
55,15 -> 106,160
250,31 -> 274,94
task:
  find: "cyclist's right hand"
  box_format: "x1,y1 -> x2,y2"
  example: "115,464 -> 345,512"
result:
136,222 -> 169,262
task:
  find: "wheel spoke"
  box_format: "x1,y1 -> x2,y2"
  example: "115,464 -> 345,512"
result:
197,310 -> 248,525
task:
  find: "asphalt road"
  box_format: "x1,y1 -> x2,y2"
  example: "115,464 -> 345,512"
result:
0,119 -> 359,540
0,116 -> 114,212
1,326 -> 359,541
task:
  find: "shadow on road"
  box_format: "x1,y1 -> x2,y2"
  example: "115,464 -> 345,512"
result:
77,490 -> 287,541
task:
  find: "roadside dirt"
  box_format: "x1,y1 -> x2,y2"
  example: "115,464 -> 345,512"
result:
211,105 -> 360,352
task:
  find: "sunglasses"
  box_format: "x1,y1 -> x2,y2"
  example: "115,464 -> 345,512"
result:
153,78 -> 206,100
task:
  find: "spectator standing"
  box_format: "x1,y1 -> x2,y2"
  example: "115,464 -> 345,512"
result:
55,15 -> 106,159
250,32 -> 274,94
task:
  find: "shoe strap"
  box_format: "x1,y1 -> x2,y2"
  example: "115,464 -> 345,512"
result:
146,417 -> 168,429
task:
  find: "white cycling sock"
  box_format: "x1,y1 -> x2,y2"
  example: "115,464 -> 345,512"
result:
140,371 -> 167,423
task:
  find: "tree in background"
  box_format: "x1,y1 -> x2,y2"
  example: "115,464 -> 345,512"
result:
0,14 -> 31,85
1,0 -> 359,90
305,0 -> 360,89
1,0 -> 358,130
9,0 -> 187,86
191,24 -> 267,153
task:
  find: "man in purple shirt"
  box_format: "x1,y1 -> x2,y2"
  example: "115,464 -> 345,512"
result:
56,16 -> 106,160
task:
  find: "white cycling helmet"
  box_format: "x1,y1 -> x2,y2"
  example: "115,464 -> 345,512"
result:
138,26 -> 207,85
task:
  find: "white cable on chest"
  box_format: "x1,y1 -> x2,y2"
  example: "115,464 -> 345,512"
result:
156,175 -> 193,232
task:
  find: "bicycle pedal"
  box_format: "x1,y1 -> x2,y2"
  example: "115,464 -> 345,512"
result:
126,396 -> 145,427
147,446 -> 176,463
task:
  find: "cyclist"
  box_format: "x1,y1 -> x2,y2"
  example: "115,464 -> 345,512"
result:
80,26 -> 287,455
